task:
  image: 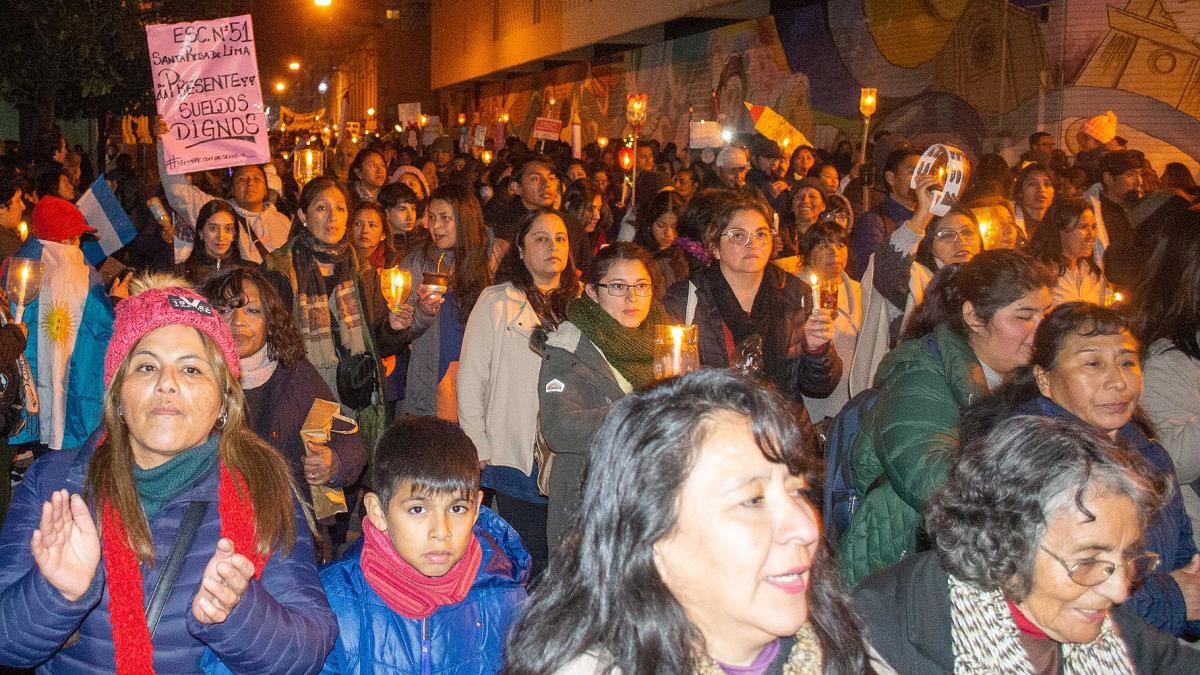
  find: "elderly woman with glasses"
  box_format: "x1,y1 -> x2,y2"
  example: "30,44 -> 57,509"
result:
959,302 -> 1200,639
663,192 -> 840,411
534,242 -> 667,544
855,415 -> 1198,673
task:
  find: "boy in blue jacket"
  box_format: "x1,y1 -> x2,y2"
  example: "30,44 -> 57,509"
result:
320,416 -> 530,674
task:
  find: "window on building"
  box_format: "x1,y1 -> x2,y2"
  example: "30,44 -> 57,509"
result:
386,9 -> 401,20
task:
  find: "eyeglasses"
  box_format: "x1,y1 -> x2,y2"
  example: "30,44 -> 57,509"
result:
933,229 -> 980,243
1039,546 -> 1161,587
595,282 -> 653,298
721,229 -> 772,247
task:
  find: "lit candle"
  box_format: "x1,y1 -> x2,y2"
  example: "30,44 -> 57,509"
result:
17,221 -> 26,241
670,325 -> 684,376
1112,291 -> 1123,305
978,219 -> 990,245
809,273 -> 820,313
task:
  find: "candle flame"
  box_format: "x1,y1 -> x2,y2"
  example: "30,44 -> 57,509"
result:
809,273 -> 818,286
1113,292 -> 1123,303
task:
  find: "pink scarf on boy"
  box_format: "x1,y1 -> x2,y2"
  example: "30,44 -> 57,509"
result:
359,517 -> 482,619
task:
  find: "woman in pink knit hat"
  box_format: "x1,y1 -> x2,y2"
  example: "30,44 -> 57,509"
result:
0,273 -> 336,673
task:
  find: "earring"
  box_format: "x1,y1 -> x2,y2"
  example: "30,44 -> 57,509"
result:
215,410 -> 228,430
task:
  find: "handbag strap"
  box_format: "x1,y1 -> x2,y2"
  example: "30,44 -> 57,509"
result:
145,501 -> 207,636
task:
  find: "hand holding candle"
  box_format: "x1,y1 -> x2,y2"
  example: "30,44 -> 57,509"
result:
654,324 -> 699,379
380,267 -> 412,312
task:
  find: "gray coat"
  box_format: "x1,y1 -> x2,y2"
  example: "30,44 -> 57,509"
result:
535,321 -> 628,543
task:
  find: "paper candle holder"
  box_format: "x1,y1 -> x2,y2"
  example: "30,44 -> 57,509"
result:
909,144 -> 968,218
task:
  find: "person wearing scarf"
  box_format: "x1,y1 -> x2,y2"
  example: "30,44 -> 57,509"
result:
177,199 -> 252,287
663,193 -> 841,406
263,177 -> 377,406
0,275 -> 335,673
201,267 -> 367,562
535,242 -> 666,543
854,416 -> 1199,675
319,417 -> 529,674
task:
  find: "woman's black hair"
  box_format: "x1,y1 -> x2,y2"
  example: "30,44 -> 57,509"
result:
495,207 -> 581,329
347,147 -> 386,190
959,302 -> 1135,444
182,199 -> 246,276
632,189 -> 685,251
350,200 -> 395,263
914,206 -> 982,272
1133,207 -> 1200,360
378,180 -> 424,218
201,266 -> 307,365
427,183 -> 493,319
677,188 -> 738,243
503,369 -> 876,675
797,220 -> 848,260
1026,196 -> 1099,276
899,248 -> 1055,341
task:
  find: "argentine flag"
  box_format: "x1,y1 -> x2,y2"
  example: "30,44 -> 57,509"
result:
76,175 -> 137,265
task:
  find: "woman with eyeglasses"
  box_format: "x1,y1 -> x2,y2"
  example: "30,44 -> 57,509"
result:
663,192 -> 840,408
1027,197 -> 1106,308
855,415 -> 1198,673
850,171 -> 984,394
534,242 -> 667,544
959,302 -> 1200,638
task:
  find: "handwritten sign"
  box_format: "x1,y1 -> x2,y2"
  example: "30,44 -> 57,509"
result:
147,15 -> 269,175
396,103 -> 421,127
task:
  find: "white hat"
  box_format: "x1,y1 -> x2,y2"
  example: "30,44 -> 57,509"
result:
715,145 -> 749,169
1082,111 -> 1118,145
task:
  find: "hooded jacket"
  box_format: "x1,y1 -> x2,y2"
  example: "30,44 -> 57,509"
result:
319,507 -> 530,674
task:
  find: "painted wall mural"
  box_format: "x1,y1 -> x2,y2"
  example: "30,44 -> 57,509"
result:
441,0 -> 1200,173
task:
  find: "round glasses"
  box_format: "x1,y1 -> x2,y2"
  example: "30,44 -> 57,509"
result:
1039,546 -> 1161,587
594,282 -> 653,298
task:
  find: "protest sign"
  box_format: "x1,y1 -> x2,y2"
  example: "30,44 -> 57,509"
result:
396,103 -> 421,127
532,117 -> 563,141
689,121 -> 723,149
147,15 -> 269,175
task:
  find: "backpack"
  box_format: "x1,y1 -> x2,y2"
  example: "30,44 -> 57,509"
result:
822,387 -> 879,545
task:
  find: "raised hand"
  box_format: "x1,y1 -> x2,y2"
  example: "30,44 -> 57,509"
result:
387,302 -> 415,331
30,490 -> 101,602
803,310 -> 834,351
191,538 -> 256,624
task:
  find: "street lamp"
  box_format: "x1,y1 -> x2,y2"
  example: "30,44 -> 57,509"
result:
288,61 -> 301,71
314,0 -> 331,6
274,81 -> 287,93
367,107 -> 375,117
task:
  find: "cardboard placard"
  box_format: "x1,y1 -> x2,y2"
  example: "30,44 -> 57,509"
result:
532,117 -> 564,141
147,15 -> 269,175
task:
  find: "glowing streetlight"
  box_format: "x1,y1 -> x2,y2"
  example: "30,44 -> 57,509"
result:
367,107 -> 376,117
314,0 -> 331,6
317,80 -> 328,94
274,81 -> 286,93
288,61 -> 301,71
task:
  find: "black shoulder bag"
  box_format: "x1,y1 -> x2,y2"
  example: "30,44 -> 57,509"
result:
145,501 -> 207,636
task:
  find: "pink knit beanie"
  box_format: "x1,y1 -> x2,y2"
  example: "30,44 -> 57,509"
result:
104,286 -> 241,386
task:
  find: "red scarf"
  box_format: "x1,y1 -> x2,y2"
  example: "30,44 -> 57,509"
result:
101,461 -> 266,674
359,516 -> 481,619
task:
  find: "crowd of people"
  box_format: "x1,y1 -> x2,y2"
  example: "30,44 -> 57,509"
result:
0,106 -> 1198,673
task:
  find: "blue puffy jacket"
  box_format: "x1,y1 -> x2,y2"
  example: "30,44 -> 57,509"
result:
319,507 -> 529,674
0,432 -> 338,673
1023,397 -> 1200,638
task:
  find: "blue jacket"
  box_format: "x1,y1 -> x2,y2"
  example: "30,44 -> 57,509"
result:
319,507 -> 530,674
0,431 -> 338,673
848,194 -> 912,280
1022,397 -> 1200,638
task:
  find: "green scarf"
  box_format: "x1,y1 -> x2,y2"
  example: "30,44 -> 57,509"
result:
133,434 -> 219,519
566,295 -> 667,389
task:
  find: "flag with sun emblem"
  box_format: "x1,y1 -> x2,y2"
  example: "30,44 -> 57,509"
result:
9,238 -> 113,450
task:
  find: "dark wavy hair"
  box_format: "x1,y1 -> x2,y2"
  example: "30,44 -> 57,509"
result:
959,302 -> 1136,445
292,175 -> 350,239
797,220 -> 848,260
1026,196 -> 1098,276
1133,208 -> 1200,360
201,266 -> 307,366
351,200 -> 395,263
427,183 -> 493,319
503,369 -> 876,674
900,248 -> 1055,341
495,207 -> 580,329
677,188 -> 738,243
702,191 -> 773,251
348,147 -> 386,191
926,415 -> 1169,600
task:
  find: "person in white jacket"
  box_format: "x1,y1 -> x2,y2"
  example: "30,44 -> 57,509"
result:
155,126 -> 290,265
457,207 -> 580,578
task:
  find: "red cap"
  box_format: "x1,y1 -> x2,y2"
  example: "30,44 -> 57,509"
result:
32,196 -> 96,242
